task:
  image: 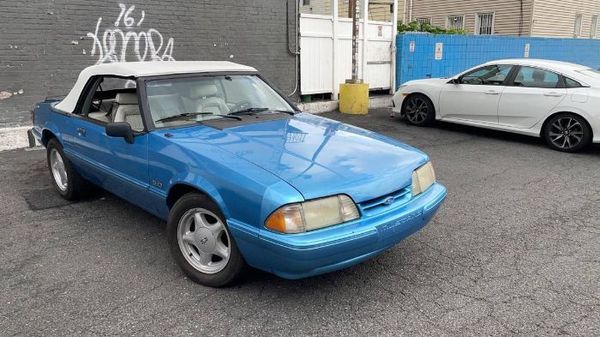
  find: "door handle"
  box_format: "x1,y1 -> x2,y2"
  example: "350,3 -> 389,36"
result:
76,127 -> 86,136
485,90 -> 500,95
544,92 -> 563,97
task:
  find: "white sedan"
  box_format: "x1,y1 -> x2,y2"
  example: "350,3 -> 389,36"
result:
392,59 -> 600,152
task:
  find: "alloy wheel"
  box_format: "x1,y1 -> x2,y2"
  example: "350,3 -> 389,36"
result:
177,208 -> 231,274
49,148 -> 68,192
548,116 -> 584,150
405,97 -> 429,124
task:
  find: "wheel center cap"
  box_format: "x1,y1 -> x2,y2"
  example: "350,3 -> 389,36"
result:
194,228 -> 216,253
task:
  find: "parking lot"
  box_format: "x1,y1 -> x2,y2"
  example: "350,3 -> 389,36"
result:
1,107 -> 599,336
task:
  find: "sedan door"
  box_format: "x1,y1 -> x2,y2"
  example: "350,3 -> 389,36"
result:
497,66 -> 567,129
439,64 -> 514,124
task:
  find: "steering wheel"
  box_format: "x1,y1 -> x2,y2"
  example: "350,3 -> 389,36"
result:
230,100 -> 253,113
91,99 -> 102,112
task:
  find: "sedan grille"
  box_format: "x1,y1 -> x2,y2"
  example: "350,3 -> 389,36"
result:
358,186 -> 412,216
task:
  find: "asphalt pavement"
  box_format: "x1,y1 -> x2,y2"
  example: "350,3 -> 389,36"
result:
1,108 -> 599,336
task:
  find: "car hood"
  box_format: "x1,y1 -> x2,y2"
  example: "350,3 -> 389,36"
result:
166,113 -> 428,203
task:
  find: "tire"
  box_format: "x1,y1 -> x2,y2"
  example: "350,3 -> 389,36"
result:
402,94 -> 436,126
543,113 -> 592,153
46,138 -> 89,200
167,193 -> 246,287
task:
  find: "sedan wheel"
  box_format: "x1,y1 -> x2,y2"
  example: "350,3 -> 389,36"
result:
50,148 -> 68,192
177,208 -> 231,274
167,193 -> 245,287
544,114 -> 591,153
403,95 -> 435,126
46,138 -> 89,200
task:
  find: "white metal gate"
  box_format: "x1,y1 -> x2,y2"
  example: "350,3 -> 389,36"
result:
299,0 -> 397,97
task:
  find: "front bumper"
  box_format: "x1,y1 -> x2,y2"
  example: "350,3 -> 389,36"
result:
229,183 -> 447,279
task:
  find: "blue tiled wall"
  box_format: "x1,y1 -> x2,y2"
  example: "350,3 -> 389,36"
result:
396,33 -> 600,87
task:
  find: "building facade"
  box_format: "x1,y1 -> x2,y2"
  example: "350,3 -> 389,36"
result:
301,0 -> 400,22
0,0 -> 298,128
405,0 -> 600,38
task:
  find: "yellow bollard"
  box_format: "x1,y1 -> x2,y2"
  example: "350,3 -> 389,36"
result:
339,83 -> 369,115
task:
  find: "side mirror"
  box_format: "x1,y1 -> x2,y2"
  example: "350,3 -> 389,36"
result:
449,78 -> 461,84
106,122 -> 134,144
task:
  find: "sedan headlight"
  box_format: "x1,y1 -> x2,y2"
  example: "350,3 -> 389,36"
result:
412,162 -> 436,196
265,195 -> 360,233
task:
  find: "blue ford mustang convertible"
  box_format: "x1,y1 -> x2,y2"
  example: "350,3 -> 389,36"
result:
30,61 -> 447,287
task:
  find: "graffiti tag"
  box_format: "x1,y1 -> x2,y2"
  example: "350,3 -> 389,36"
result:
86,4 -> 175,64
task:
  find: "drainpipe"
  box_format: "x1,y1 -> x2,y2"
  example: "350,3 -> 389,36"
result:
391,0 -> 398,93
286,0 -> 300,96
408,0 -> 413,22
333,0 -> 339,100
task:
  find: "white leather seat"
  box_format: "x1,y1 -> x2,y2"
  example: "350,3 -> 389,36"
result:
148,94 -> 183,121
112,93 -> 144,132
88,112 -> 110,123
182,84 -> 229,114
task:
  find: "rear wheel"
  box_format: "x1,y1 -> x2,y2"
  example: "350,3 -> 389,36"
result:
167,193 -> 245,287
46,138 -> 89,200
402,94 -> 436,126
543,113 -> 592,153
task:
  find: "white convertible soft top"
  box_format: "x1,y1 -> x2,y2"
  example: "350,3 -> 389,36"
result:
55,61 -> 257,113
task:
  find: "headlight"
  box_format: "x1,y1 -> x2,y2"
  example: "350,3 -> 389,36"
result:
265,195 -> 360,233
412,162 -> 436,196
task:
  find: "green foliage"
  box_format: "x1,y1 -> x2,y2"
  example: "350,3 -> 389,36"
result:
397,21 -> 466,35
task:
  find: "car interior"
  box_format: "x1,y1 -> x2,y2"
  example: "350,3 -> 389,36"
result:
85,77 -> 145,132
146,78 -> 237,128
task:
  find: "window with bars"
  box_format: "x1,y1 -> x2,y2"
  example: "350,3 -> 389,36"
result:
447,15 -> 464,30
416,17 -> 431,25
591,15 -> 598,38
574,14 -> 583,37
476,13 -> 494,35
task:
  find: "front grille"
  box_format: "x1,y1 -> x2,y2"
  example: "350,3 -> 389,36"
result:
358,186 -> 412,216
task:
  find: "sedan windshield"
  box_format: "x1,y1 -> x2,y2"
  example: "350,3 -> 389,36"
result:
145,75 -> 295,128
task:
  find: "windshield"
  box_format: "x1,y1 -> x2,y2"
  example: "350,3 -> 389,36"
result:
145,75 -> 295,128
576,68 -> 600,80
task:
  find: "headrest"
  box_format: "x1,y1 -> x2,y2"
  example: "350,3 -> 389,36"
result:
189,84 -> 218,99
532,69 -> 545,81
115,93 -> 138,105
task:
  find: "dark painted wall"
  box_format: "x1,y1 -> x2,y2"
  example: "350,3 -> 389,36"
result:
0,0 -> 298,127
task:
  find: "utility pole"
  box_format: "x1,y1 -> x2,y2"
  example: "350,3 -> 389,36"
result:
339,0 -> 369,115
349,0 -> 360,83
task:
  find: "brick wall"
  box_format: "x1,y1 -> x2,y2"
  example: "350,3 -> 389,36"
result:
0,0 -> 298,127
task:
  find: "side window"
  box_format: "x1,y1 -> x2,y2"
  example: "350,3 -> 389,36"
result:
81,77 -> 143,132
460,65 -> 512,85
512,66 -> 560,88
564,77 -> 583,88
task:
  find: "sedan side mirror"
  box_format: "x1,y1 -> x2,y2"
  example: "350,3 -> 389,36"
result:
449,78 -> 461,84
106,122 -> 134,144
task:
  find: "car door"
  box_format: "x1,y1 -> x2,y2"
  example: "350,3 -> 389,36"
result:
439,64 -> 514,124
497,66 -> 567,129
70,76 -> 152,207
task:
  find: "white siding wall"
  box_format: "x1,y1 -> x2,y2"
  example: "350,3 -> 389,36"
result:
408,0 -> 535,35
531,0 -> 600,38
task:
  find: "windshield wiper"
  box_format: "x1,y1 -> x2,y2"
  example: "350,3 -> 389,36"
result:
228,108 -> 294,116
156,112 -> 241,123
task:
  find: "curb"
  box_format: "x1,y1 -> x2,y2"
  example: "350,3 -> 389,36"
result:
298,95 -> 392,113
0,126 -> 32,152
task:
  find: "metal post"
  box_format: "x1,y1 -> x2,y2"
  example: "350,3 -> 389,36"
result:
350,0 -> 360,83
332,0 -> 339,99
361,0 -> 369,82
391,0 -> 398,93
